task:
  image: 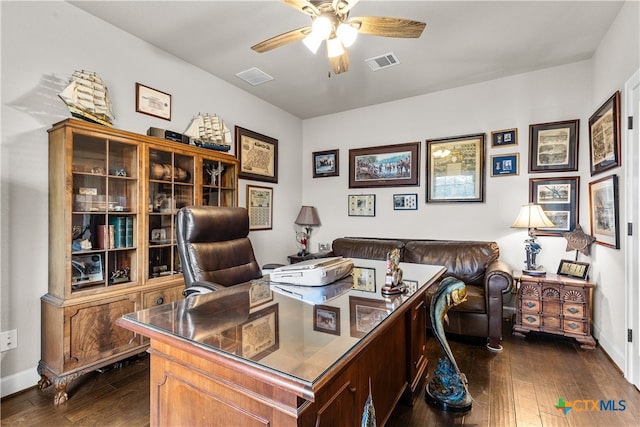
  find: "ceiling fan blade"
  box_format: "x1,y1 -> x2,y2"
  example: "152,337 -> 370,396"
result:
282,0 -> 320,16
332,0 -> 359,14
251,27 -> 311,53
350,16 -> 426,38
329,49 -> 349,74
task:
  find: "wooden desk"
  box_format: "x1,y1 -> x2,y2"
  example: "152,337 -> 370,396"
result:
117,259 -> 445,426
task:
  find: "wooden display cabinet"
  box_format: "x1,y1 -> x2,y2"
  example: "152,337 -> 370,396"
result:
39,119 -> 238,404
513,272 -> 596,349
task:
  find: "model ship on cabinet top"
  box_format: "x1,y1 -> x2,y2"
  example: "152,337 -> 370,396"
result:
59,70 -> 115,127
183,113 -> 232,151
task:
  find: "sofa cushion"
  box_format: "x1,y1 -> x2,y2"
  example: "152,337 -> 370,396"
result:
404,240 -> 499,286
332,237 -> 406,261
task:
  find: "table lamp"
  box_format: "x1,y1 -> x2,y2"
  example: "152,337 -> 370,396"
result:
511,203 -> 555,276
295,206 -> 321,256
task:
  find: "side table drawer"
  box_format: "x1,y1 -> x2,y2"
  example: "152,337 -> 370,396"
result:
563,303 -> 585,318
542,316 -> 561,330
520,299 -> 540,312
542,300 -> 561,316
563,319 -> 588,335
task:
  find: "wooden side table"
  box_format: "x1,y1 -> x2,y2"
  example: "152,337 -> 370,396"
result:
512,272 -> 596,349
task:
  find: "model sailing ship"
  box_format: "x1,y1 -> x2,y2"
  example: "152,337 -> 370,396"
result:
183,113 -> 232,151
59,70 -> 114,127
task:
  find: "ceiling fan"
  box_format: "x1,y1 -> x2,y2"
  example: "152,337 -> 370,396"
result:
251,0 -> 426,74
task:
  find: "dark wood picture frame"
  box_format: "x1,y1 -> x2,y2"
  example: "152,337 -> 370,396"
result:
239,303 -> 279,361
349,296 -> 389,338
529,176 -> 580,237
557,259 -> 590,280
313,149 -> 339,178
348,142 -> 420,188
246,184 -> 273,231
313,305 -> 340,336
135,83 -> 171,121
426,133 -> 485,203
589,174 -> 620,249
528,119 -> 579,172
589,91 -> 621,176
491,128 -> 518,148
236,126 -> 278,183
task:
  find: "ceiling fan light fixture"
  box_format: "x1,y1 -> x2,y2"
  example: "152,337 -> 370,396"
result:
336,23 -> 357,47
326,37 -> 344,58
303,32 -> 323,54
312,16 -> 332,40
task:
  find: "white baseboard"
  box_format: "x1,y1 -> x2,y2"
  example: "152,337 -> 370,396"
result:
0,367 -> 40,398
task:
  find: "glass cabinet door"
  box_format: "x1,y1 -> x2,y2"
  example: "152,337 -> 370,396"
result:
148,149 -> 194,279
201,158 -> 236,207
71,134 -> 138,293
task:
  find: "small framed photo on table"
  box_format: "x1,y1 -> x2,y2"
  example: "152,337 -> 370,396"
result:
313,305 -> 340,336
557,259 -> 590,280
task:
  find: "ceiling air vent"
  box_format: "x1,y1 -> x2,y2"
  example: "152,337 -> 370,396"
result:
365,52 -> 400,71
235,67 -> 274,86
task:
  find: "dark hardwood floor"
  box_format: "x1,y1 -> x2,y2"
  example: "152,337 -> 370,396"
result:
3,320 -> 639,426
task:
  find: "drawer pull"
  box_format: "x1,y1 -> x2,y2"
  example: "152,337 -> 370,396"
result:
524,301 -> 536,309
155,297 -> 165,305
525,316 -> 537,324
567,307 -> 579,314
567,322 -> 579,330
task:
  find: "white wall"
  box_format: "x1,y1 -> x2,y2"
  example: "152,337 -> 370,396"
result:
303,1 -> 638,371
0,1 -> 302,396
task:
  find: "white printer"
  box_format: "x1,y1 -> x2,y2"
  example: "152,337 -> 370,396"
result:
269,257 -> 354,287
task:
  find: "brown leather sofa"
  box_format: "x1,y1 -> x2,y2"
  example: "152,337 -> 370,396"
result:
331,237 -> 513,351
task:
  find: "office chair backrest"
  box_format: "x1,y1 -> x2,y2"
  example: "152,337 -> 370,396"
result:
176,206 -> 262,289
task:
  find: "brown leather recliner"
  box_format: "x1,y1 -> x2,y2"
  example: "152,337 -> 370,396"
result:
176,206 -> 263,296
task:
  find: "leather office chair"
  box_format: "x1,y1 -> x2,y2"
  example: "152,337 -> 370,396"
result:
176,206 -> 264,296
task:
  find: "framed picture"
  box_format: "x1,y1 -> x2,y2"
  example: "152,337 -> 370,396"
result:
491,128 -> 518,148
135,83 -> 171,121
313,149 -> 339,178
393,193 -> 418,210
589,91 -> 621,176
426,133 -> 485,203
249,280 -> 273,308
528,119 -> 579,172
348,142 -> 420,188
236,126 -> 278,183
490,153 -> 519,177
313,305 -> 340,336
349,296 -> 390,338
240,303 -> 279,361
557,259 -> 590,280
352,267 -> 376,292
246,185 -> 273,230
529,176 -> 579,236
348,194 -> 375,217
589,174 -> 620,249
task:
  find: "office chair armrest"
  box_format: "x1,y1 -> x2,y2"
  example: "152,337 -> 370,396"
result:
182,280 -> 223,297
261,263 -> 284,275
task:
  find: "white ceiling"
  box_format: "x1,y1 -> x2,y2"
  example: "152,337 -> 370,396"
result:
70,1 -> 624,119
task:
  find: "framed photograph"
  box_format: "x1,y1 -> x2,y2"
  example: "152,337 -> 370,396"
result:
528,119 -> 579,172
236,126 -> 278,183
135,83 -> 171,121
246,185 -> 273,230
348,194 -> 375,217
349,296 -> 390,338
352,267 -> 376,292
249,280 -> 273,308
348,142 -> 420,188
557,259 -> 590,280
393,193 -> 418,210
491,128 -> 518,148
589,91 -> 621,176
490,153 -> 519,177
589,174 -> 620,249
529,176 -> 579,236
240,303 -> 279,361
313,149 -> 339,178
313,305 -> 340,336
426,133 -> 485,203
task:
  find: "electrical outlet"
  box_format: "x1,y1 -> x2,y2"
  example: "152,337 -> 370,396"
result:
318,243 -> 331,252
0,329 -> 18,352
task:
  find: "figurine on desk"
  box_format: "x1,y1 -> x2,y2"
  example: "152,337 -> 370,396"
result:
382,248 -> 405,295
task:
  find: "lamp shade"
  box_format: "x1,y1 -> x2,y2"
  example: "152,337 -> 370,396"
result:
511,204 -> 555,229
295,206 -> 321,226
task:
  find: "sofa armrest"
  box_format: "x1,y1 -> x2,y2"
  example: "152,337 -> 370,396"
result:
485,259 -> 513,295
